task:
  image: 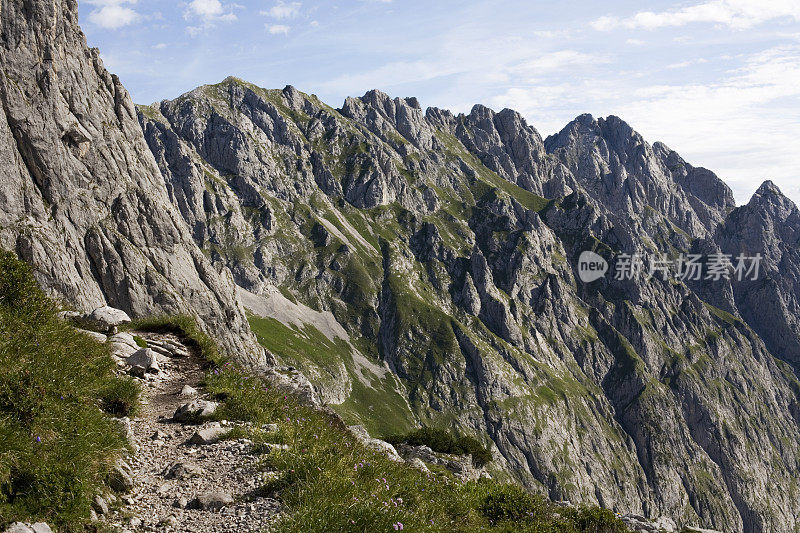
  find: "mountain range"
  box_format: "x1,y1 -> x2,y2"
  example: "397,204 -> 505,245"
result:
2,1 -> 800,531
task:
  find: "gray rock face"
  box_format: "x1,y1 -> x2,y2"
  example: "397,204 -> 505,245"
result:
0,0 -> 262,363
716,180 -> 800,367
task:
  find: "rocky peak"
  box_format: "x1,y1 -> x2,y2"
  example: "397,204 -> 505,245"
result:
340,88 -> 435,151
749,180 -> 798,214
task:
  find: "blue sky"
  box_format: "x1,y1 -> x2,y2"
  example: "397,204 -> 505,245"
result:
77,0 -> 800,205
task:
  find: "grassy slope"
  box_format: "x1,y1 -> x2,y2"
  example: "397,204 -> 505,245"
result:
132,316 -> 628,533
0,252 -> 139,530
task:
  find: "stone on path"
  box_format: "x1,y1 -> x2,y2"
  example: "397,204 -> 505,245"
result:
173,400 -> 218,422
191,491 -> 234,511
188,427 -> 227,445
127,348 -> 160,373
164,461 -> 203,480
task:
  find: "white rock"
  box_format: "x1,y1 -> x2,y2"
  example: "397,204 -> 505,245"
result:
127,348 -> 160,373
178,385 -> 198,398
173,400 -> 218,422
3,524 -> 33,533
77,329 -> 108,343
110,332 -> 139,349
188,427 -> 227,445
84,306 -> 131,333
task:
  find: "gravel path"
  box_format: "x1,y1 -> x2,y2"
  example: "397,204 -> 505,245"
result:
103,332 -> 282,532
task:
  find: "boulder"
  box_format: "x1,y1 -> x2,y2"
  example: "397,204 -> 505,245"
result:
77,329 -> 108,343
164,461 -> 203,480
127,348 -> 160,373
188,427 -> 227,445
347,425 -> 403,462
178,385 -> 199,398
3,524 -> 33,533
173,400 -> 218,423
110,332 -> 139,349
92,494 -> 109,515
108,460 -> 134,493
81,306 -> 131,333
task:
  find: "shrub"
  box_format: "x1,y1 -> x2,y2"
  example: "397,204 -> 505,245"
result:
562,506 -> 628,533
479,483 -> 544,523
0,251 -> 139,530
384,427 -> 493,466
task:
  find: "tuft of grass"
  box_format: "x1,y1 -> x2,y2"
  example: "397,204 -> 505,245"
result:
0,251 -> 139,530
385,427 -> 493,467
132,335 -> 148,348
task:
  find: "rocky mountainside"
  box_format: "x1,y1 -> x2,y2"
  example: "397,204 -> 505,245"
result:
137,78 -> 800,532
2,0 -> 799,531
0,0 -> 261,362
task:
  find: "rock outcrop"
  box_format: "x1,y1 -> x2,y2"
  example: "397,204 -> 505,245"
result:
0,0 -> 261,362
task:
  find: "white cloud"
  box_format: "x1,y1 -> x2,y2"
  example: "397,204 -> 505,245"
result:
591,0 -> 800,31
310,20 -> 319,27
261,2 -> 301,19
184,0 -> 238,34
188,0 -> 224,18
153,43 -> 167,49
666,58 -> 708,69
85,0 -> 139,29
265,24 -> 291,35
626,38 -> 646,46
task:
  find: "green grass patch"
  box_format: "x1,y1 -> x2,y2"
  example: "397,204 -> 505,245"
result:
0,251 -> 139,530
246,314 -> 352,372
132,335 -> 148,348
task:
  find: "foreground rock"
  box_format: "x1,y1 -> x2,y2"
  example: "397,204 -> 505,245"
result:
191,491 -> 235,511
347,425 -> 403,462
2,524 -> 52,533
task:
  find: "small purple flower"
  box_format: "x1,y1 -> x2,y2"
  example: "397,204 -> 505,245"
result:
35,436 -> 41,443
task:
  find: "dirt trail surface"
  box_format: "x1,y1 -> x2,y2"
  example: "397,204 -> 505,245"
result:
104,331 -> 282,532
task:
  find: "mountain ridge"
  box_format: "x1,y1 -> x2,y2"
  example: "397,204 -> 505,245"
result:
136,76 -> 800,532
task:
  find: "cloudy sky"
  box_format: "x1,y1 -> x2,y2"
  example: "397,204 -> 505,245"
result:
78,0 -> 800,205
